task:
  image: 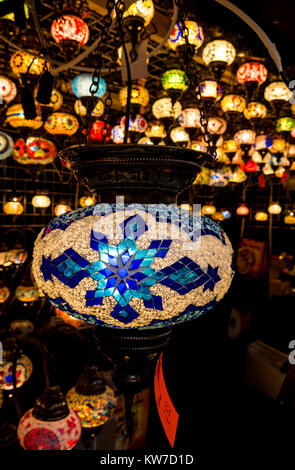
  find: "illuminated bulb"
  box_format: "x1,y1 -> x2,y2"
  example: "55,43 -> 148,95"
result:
255,211 -> 268,221
152,97 -> 182,120
10,51 -> 45,75
199,80 -> 222,101
74,99 -> 104,118
122,0 -> 155,27
276,117 -> 295,133
32,195 -> 51,209
178,108 -> 200,128
170,126 -> 190,144
264,81 -> 292,103
220,94 -> 246,113
201,205 -> 216,215
207,116 -> 227,135
161,69 -> 189,92
6,104 -> 43,129
119,83 -> 149,108
0,75 -> 17,103
3,201 -> 24,215
202,39 -> 236,67
0,131 -> 14,161
71,74 -> 106,99
268,202 -> 282,214
236,204 -> 249,216
223,140 -> 238,154
80,196 -> 95,207
44,113 -> 79,136
244,101 -> 267,120
111,125 -> 125,144
0,340 -> 32,390
54,204 -> 71,216
234,129 -> 256,146
51,14 -> 89,52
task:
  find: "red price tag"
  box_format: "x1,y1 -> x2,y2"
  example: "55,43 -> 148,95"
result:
154,352 -> 179,448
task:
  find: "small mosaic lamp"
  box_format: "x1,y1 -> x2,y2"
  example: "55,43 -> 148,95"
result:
276,117 -> 295,133
236,61 -> 268,86
199,80 -> 222,102
170,126 -> 190,146
168,19 -> 204,53
220,94 -> 246,114
255,211 -> 268,222
10,51 -> 45,76
201,204 -> 216,216
54,204 -> 72,217
152,96 -> 182,124
44,112 -> 79,136
0,131 -> 14,161
32,195 -> 51,209
0,338 -> 33,391
244,101 -> 267,121
0,75 -> 17,103
145,120 -> 166,144
236,203 -> 249,216
3,196 -> 24,216
51,14 -> 89,55
80,196 -> 96,208
264,81 -> 292,104
74,99 -> 104,118
72,74 -> 106,99
202,39 -> 236,76
13,136 -> 56,165
84,121 -> 112,143
119,82 -> 149,116
6,103 -> 43,129
284,210 -> 295,225
161,69 -> 189,100
268,202 -> 282,214
17,385 -> 82,450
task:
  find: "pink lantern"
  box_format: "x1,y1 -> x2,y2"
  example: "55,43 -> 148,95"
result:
236,204 -> 249,216
237,61 -> 268,85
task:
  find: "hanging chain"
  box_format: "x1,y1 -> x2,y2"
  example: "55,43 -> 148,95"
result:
178,14 -> 217,160
83,0 -> 116,144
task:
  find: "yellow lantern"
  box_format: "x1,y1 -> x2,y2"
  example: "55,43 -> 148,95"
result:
80,196 -> 95,207
202,39 -> 236,67
119,83 -> 149,108
268,202 -> 282,214
54,204 -> 72,216
264,81 -> 292,103
201,204 -> 216,215
244,101 -> 267,120
223,139 -> 238,154
122,0 -> 155,27
31,195 -> 51,209
6,104 -> 43,129
44,113 -> 79,135
255,211 -> 268,221
3,200 -> 24,215
10,51 -> 45,75
220,94 -> 246,113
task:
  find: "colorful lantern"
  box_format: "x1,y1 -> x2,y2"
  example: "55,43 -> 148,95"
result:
6,104 -> 43,129
3,200 -> 24,215
74,99 -> 104,117
32,195 -> 51,209
208,168 -> 230,187
80,196 -> 95,208
137,136 -> 153,145
83,120 -> 112,142
284,211 -> 295,225
10,51 -> 45,75
236,204 -> 249,216
255,211 -> 268,221
244,101 -> 267,120
223,139 -> 238,154
44,113 -> 79,135
0,131 -> 14,161
0,353 -> 33,390
229,168 -> 247,183
220,94 -> 246,113
199,80 -> 222,101
178,108 -> 200,128
111,125 -> 125,144
119,83 -> 149,108
120,115 -> 147,133
268,202 -> 282,214
222,210 -> 231,219
270,138 -> 286,154
122,0 -> 155,27
202,39 -> 236,67
236,61 -> 268,85
0,286 -> 10,303
13,137 -> 56,165
276,117 -> 295,132
35,88 -> 63,111
207,116 -> 227,135
15,285 -> 40,302
72,74 -> 106,99
54,204 -> 72,217
168,20 -> 204,51
170,126 -> 190,144
17,386 -> 82,450
0,75 -> 17,103
152,97 -> 182,120
264,81 -> 292,103
254,134 -> 273,151
161,69 -> 189,92
51,14 -> 89,47
201,205 -> 216,215
145,121 -> 166,139
189,140 -> 208,152
32,204 -> 234,329
234,129 -> 256,146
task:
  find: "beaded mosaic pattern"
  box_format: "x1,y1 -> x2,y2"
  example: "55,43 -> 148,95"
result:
0,354 -> 33,390
66,385 -> 116,428
32,205 -> 234,329
17,408 -> 81,450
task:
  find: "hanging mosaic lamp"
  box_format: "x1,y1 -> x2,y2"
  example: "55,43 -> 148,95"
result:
66,365 -> 116,429
0,75 -> 17,103
0,339 -> 33,391
35,88 -> 63,112
119,83 -> 149,112
168,19 -> 204,52
111,125 -> 125,144
80,196 -> 96,208
3,199 -> 24,215
0,131 -> 14,161
268,202 -> 282,214
13,136 -> 56,165
161,69 -> 189,95
122,0 -> 155,27
199,80 -> 222,101
270,137 -> 286,155
236,61 -> 268,85
84,120 -> 112,143
6,104 -> 43,129
202,39 -> 236,75
201,204 -> 216,216
170,126 -> 190,146
10,51 -> 45,76
120,115 -> 147,135
178,108 -> 201,129
220,94 -> 246,114
51,14 -> 89,55
145,121 -> 166,144
234,129 -> 256,146
255,211 -> 268,222
15,284 -> 40,302
74,99 -> 104,118
206,116 -> 227,135
229,167 -> 247,183
236,203 -> 249,216
264,81 -> 292,104
223,139 -> 238,155
0,285 -> 10,303
44,112 -> 79,135
244,101 -> 267,121
54,204 -> 72,217
32,144 -> 234,330
284,210 -> 295,225
276,117 -> 295,133
17,385 -> 82,450
152,97 -> 182,122
72,74 -> 107,99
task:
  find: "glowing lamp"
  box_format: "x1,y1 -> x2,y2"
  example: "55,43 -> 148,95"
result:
236,204 -> 249,216
83,120 -> 112,143
291,128 -> 295,139
189,141 -> 207,152
223,139 -> 238,154
80,196 -> 95,207
32,195 -> 51,209
145,121 -> 166,142
264,81 -> 292,103
207,116 -> 227,135
32,203 -> 234,329
10,51 -> 45,75
168,20 -> 204,52
255,211 -> 268,221
201,205 -> 216,215
35,88 -> 63,111
66,366 -> 116,428
229,168 -> 247,183
178,108 -> 200,128
111,125 -> 125,144
6,104 -> 43,129
199,80 -> 222,101
119,83 -> 149,108
3,200 -> 24,215
284,211 -> 295,225
0,286 -> 10,303
120,115 -> 147,134
74,99 -> 104,118
15,285 -> 40,302
44,113 -> 79,135
222,210 -> 231,219
276,117 -> 295,133
17,386 -> 82,450
243,160 -> 259,172
236,61 -> 267,85
13,137 -> 56,165
0,75 -> 17,103
122,0 -> 155,27
254,135 -> 273,151
202,39 -> 236,71
54,205 -> 71,217
170,126 -> 190,145
270,138 -> 286,154
161,69 -> 189,92
51,14 -> 89,54
0,340 -> 32,390
0,131 -> 14,161
220,94 -> 246,113
55,308 -> 83,327
72,74 -> 106,99
234,129 -> 256,146
268,202 -> 282,214
152,97 -> 182,120
244,101 -> 267,120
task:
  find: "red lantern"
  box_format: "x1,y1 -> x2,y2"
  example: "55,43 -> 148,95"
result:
240,159 -> 259,173
236,204 -> 249,216
51,15 -> 89,54
83,120 -> 112,142
237,62 -> 268,85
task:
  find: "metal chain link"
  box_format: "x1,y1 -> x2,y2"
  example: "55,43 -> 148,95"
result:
178,13 -> 217,160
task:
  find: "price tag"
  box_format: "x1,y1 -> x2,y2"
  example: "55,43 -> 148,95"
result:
154,352 -> 179,448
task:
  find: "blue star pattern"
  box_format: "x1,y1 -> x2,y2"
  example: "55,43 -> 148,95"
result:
34,204 -> 234,328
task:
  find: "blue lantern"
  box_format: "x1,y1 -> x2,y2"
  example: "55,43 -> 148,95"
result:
32,204 -> 234,330
71,74 -> 107,99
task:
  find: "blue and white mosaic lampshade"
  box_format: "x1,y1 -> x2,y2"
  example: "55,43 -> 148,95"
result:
71,74 -> 107,99
0,131 -> 14,160
32,204 -> 234,329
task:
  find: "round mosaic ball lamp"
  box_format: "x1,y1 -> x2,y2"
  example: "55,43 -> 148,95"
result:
120,115 -> 147,142
74,99 -> 104,118
243,101 -> 267,122
13,136 -> 57,165
167,19 -> 204,54
3,197 -> 24,216
0,338 -> 33,391
236,203 -> 249,216
236,61 -> 268,99
17,385 -> 82,450
202,39 -> 236,77
72,74 -> 107,104
284,210 -> 295,225
268,202 -> 282,214
255,211 -> 268,222
0,131 -> 14,161
152,96 -> 182,127
119,83 -> 149,117
84,120 -> 112,143
54,204 -> 72,217
144,120 -> 166,144
80,196 -> 96,208
199,80 -> 222,102
276,117 -> 295,134
51,14 -> 89,56
6,103 -> 43,130
32,143 -> 234,334
0,285 -> 10,303
66,365 -> 116,448
44,112 -> 79,136
220,94 -> 246,115
170,126 -> 190,147
161,68 -> 189,102
10,51 -> 45,76
0,75 -> 17,103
